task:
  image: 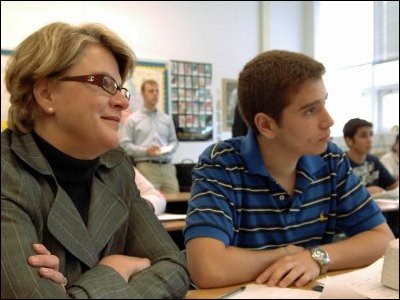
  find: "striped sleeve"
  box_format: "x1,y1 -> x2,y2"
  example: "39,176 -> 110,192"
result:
184,142 -> 238,246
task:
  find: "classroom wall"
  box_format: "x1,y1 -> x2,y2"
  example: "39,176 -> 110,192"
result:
262,1 -> 314,55
0,1 -> 318,163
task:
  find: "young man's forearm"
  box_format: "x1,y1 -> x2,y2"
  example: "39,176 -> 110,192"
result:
187,238 -> 301,288
322,223 -> 394,271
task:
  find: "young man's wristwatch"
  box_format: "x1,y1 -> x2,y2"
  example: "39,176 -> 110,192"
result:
310,247 -> 330,274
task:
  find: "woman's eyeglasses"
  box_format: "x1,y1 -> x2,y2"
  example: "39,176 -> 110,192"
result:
59,74 -> 130,100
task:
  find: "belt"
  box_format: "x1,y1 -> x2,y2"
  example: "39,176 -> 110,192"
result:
138,160 -> 169,164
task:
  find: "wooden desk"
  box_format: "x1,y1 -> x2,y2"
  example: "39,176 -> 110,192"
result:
185,268 -> 356,299
164,192 -> 191,202
375,199 -> 399,212
162,220 -> 186,232
186,282 -> 246,299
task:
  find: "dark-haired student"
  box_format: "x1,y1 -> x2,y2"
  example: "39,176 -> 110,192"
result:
183,50 -> 394,289
343,118 -> 398,195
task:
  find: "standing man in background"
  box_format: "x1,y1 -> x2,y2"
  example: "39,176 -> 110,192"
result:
120,79 -> 180,192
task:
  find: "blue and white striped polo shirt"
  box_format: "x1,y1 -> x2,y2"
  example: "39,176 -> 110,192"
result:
184,131 -> 385,250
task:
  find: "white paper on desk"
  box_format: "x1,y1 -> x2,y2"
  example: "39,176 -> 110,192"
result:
372,186 -> 399,200
157,213 -> 186,221
156,144 -> 174,155
229,284 -> 320,299
320,276 -> 366,299
320,258 -> 399,299
375,198 -> 400,211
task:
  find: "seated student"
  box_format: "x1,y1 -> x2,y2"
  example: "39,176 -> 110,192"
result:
134,166 -> 166,215
1,22 -> 189,298
343,118 -> 398,195
183,50 -> 394,289
380,134 -> 399,181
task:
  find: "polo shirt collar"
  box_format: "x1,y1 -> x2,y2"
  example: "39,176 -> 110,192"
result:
297,153 -> 327,181
241,129 -> 327,181
241,129 -> 269,177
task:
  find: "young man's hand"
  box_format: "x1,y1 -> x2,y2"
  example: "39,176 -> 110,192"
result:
147,145 -> 161,156
255,249 -> 320,288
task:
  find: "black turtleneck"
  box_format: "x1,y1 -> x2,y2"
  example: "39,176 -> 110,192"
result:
33,132 -> 99,224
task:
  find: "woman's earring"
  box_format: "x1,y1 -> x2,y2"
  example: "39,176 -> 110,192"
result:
48,107 -> 54,113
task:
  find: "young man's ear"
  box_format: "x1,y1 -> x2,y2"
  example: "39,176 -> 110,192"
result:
344,136 -> 353,148
254,112 -> 276,139
33,79 -> 56,114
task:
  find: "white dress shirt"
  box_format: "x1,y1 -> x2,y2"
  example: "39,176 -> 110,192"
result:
134,167 -> 166,215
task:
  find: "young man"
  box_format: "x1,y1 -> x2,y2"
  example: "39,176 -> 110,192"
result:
343,118 -> 398,195
120,79 -> 180,192
184,50 -> 394,289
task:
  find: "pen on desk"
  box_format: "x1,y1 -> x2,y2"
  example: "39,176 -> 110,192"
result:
218,286 -> 246,299
312,284 -> 324,292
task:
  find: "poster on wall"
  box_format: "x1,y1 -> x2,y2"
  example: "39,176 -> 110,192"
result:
1,50 -> 13,131
170,59 -> 213,141
222,79 -> 238,131
125,60 -> 169,113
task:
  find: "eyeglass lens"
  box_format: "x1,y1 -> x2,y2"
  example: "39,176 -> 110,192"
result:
103,76 -> 130,100
103,76 -> 117,94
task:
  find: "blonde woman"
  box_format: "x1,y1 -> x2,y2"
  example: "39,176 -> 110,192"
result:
1,22 -> 188,298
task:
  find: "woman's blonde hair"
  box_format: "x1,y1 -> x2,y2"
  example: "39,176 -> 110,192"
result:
5,22 -> 136,133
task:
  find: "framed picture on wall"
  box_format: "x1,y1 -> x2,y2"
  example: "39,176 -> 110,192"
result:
125,60 -> 169,113
222,78 -> 238,131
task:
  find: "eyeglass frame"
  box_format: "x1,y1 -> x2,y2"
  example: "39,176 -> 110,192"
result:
59,74 -> 131,100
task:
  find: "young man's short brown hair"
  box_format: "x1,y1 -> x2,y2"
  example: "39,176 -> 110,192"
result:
343,118 -> 373,139
238,50 -> 325,134
141,79 -> 158,93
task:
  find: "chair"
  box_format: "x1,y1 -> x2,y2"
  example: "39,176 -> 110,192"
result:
175,159 -> 196,192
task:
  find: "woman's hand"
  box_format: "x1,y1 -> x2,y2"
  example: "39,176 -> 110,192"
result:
27,243 -> 67,290
98,254 -> 151,282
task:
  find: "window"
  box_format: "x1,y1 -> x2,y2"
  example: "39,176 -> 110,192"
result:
315,1 -> 399,136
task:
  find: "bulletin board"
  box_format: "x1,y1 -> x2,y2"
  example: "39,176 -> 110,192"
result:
125,60 -> 169,113
170,60 -> 213,141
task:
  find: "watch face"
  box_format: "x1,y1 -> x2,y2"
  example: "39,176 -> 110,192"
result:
312,248 -> 329,265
